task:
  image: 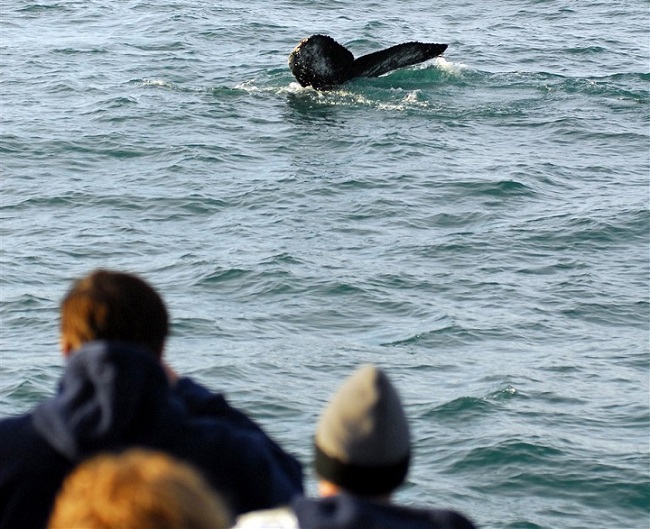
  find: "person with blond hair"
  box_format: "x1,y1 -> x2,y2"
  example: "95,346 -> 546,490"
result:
48,449 -> 231,529
0,270 -> 303,529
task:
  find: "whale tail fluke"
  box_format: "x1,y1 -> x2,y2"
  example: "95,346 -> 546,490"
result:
288,35 -> 448,90
351,42 -> 448,78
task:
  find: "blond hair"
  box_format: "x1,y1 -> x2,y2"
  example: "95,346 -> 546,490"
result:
48,450 -> 231,529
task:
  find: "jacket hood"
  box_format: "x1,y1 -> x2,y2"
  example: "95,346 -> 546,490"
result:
32,341 -> 174,460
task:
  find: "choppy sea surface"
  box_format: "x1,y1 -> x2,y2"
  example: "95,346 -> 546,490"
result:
1,1 -> 649,527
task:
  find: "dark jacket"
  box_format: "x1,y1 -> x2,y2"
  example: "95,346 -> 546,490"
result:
293,494 -> 478,529
0,341 -> 303,529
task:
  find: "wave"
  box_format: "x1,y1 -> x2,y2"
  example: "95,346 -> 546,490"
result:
237,59 -> 649,118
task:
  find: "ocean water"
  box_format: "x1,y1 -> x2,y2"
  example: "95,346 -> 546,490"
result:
1,1 -> 649,527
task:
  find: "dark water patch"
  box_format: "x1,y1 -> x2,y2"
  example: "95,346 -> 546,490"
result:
565,46 -> 608,55
616,349 -> 650,370
4,137 -> 157,160
421,211 -> 490,229
561,301 -> 649,328
451,439 -> 565,471
380,323 -> 515,348
1,193 -> 226,216
52,47 -> 109,55
502,523 -> 544,529
452,180 -> 533,198
597,405 -> 650,431
239,398 -> 301,423
126,41 -> 189,52
534,391 -> 587,407
102,96 -> 139,109
321,282 -> 366,297
44,81 -> 81,94
367,273 -> 441,293
1,377 -> 52,403
0,135 -> 24,156
259,252 -> 305,267
199,267 -> 253,286
537,361 -> 586,375
15,2 -> 69,14
0,368 -> 61,414
172,315 -> 233,340
520,208 -> 649,250
0,293 -> 52,308
332,177 -> 395,191
196,267 -> 316,304
480,466 -> 650,515
428,396 -> 500,422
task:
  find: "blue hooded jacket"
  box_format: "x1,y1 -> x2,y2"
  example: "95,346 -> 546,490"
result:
0,341 -> 303,529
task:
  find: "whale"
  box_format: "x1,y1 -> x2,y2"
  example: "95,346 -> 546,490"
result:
288,34 -> 448,90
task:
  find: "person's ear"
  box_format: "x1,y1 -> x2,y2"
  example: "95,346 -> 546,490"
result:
318,480 -> 341,497
60,336 -> 74,358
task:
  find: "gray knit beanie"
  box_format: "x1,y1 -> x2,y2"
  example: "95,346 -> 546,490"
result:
314,364 -> 411,496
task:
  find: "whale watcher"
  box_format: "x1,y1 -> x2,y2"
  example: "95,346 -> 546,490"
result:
0,270 -> 303,529
48,449 -> 231,529
234,364 -> 478,529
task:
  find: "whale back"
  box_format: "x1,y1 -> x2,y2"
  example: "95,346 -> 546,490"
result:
288,35 -> 355,90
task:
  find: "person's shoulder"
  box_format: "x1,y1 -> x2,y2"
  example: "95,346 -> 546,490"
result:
0,412 -> 31,429
0,411 -> 70,470
233,506 -> 298,529
293,495 -> 478,529
0,413 -> 38,450
0,412 -> 73,529
172,377 -> 257,426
